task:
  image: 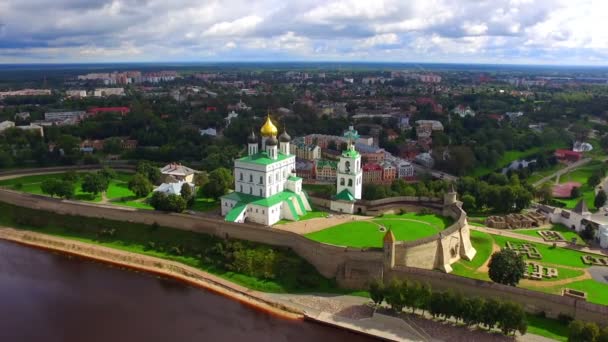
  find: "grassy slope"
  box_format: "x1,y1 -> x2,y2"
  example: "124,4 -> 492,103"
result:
555,161 -> 603,211
305,213 -> 452,248
275,210 -> 328,225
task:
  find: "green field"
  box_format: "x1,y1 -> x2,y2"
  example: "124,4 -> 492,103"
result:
512,224 -> 586,246
555,161 -> 604,211
527,163 -> 567,184
526,314 -> 569,342
451,230 -> 494,279
305,213 -> 452,248
471,142 -> 567,177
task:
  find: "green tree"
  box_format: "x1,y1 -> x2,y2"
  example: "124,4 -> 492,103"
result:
537,182 -> 554,204
368,279 -> 385,307
81,172 -> 110,195
103,137 -> 123,154
62,171 -> 79,182
137,161 -> 162,184
568,320 -> 599,342
481,298 -> 500,329
588,174 -> 601,188
202,168 -> 233,199
571,187 -> 581,199
595,191 -> 607,209
598,325 -> 608,342
488,249 -> 526,286
385,279 -> 406,313
497,301 -> 527,335
41,178 -> 60,197
54,180 -> 75,199
128,173 -> 153,198
98,167 -> 117,181
461,194 -> 476,211
193,172 -> 209,188
180,183 -> 193,200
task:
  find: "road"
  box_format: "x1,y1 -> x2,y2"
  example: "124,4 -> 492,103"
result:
412,164 -> 458,182
532,157 -> 592,187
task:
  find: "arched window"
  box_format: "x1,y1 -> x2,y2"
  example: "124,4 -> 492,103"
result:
348,179 -> 353,186
268,175 -> 272,184
259,189 -> 263,196
260,176 -> 263,184
345,161 -> 351,173
239,185 -> 243,192
239,173 -> 243,181
340,178 -> 345,186
249,174 -> 253,182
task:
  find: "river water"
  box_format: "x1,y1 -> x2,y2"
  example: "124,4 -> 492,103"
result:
0,240 -> 376,342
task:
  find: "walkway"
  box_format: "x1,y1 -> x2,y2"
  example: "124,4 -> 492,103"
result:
275,214 -> 370,234
470,225 -> 608,256
532,158 -> 592,187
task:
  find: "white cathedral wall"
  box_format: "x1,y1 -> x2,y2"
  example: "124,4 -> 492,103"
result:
330,200 -> 355,214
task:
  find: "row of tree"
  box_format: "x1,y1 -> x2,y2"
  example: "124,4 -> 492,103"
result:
369,279 -> 527,336
569,320 -> 608,342
458,174 -> 533,213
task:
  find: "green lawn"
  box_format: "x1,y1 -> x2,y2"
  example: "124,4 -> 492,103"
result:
191,197 -> 219,212
527,163 -> 567,184
491,234 -> 596,268
512,224 -> 586,246
534,279 -> 608,306
526,314 -> 569,342
453,230 -> 495,271
305,213 -> 452,248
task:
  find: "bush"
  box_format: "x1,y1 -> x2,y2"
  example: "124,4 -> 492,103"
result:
488,249 -> 526,286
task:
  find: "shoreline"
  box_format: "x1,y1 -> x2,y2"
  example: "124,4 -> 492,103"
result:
0,227 -> 304,321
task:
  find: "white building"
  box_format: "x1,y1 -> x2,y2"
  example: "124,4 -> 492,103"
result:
573,141 -> 593,153
200,128 -> 218,137
94,88 -> 125,97
66,90 -> 88,98
0,120 -> 15,132
44,111 -> 87,122
541,200 -> 591,232
153,181 -> 194,196
415,152 -> 435,168
221,115 -> 311,226
330,126 -> 363,214
225,111 -> 239,126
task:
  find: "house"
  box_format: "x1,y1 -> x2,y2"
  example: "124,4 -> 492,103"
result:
153,181 -> 195,196
15,112 -> 30,121
415,120 -> 444,131
200,128 -> 218,137
295,160 -> 315,179
362,163 -> 383,184
453,105 -> 476,118
44,111 -> 87,122
88,107 -> 130,115
315,159 -> 337,181
396,160 -> 415,179
160,163 -> 197,183
415,152 -> 434,168
66,90 -> 87,98
290,138 -> 321,161
381,161 -> 397,182
93,88 -> 125,97
555,149 -> 582,163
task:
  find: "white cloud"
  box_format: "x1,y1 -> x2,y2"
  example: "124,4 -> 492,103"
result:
202,15 -> 263,37
357,33 -> 399,48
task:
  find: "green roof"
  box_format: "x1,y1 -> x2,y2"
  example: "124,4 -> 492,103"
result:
316,159 -> 337,168
342,148 -> 360,158
237,151 -> 292,166
288,175 -> 302,181
225,202 -> 247,222
222,190 -> 299,208
334,189 -> 355,202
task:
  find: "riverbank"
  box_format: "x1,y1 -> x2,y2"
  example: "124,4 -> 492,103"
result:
0,227 -> 421,341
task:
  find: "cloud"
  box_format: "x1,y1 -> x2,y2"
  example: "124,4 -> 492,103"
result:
0,0 -> 606,64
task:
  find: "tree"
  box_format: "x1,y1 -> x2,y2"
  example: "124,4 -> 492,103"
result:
98,167 -> 117,181
598,326 -> 608,342
595,191 -> 607,209
81,172 -> 110,195
181,183 -> 193,200
368,279 -> 385,306
41,178 -> 60,197
588,174 -> 601,188
128,173 -> 153,198
193,172 -> 209,188
385,279 -> 406,313
571,186 -> 581,199
488,249 -> 526,286
461,194 -> 476,211
537,182 -> 554,204
54,180 -> 75,199
568,320 -> 599,342
481,298 -> 500,329
149,191 -> 187,213
137,160 -> 162,184
202,168 -> 233,199
497,301 -> 527,335
103,137 -> 123,154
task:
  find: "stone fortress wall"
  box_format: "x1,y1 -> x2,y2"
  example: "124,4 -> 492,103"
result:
0,166 -> 606,324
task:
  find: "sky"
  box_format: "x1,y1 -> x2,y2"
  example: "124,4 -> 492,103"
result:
0,0 -> 607,65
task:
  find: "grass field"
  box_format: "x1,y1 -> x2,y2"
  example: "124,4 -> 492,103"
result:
526,314 -> 569,342
275,209 -> 328,225
305,212 -> 452,248
527,163 -> 567,184
451,230 -> 494,278
512,224 -> 586,246
555,161 -> 604,211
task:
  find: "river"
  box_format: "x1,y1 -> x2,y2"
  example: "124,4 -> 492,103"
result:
0,240 -> 377,342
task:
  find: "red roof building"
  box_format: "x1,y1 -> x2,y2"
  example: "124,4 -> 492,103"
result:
555,149 -> 582,162
88,107 -> 130,115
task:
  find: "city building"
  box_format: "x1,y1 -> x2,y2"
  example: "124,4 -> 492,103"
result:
93,88 -> 125,97
220,116 -> 311,225
363,163 -> 383,184
14,112 -> 31,121
555,149 -> 583,163
290,138 -> 321,161
44,111 -> 87,122
295,159 -> 315,179
381,161 -> 397,182
415,152 -> 435,168
315,159 -> 337,181
88,107 -> 131,116
66,90 -> 87,98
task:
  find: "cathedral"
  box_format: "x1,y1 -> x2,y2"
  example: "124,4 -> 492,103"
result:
221,115 -> 312,225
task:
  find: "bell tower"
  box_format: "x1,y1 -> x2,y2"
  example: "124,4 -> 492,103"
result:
336,126 -> 362,200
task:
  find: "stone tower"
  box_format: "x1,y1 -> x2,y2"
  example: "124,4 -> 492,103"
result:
383,229 -> 396,270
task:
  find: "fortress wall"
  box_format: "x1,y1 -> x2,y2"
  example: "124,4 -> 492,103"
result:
385,266 -> 608,325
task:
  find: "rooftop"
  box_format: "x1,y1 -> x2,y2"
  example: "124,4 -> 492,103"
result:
237,151 -> 293,165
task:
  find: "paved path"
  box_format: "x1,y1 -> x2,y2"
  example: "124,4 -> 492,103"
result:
275,214 -> 370,234
532,158 -> 592,187
469,226 -> 608,256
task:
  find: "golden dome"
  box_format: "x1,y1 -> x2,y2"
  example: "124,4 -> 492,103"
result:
260,115 -> 278,137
